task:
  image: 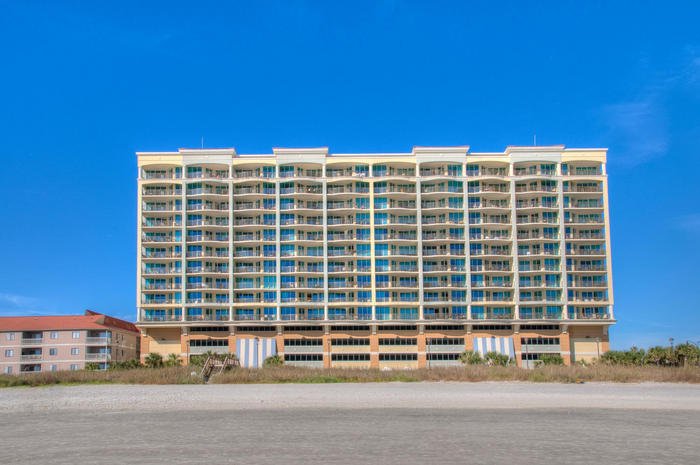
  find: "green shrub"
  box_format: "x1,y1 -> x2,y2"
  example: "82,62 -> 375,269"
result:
110,359 -> 141,370
674,343 -> 700,367
601,347 -> 646,366
484,351 -> 512,367
164,353 -> 182,367
536,354 -> 564,366
189,351 -> 226,367
598,343 -> 700,367
459,350 -> 483,365
85,362 -> 101,371
144,352 -> 163,368
263,355 -> 284,367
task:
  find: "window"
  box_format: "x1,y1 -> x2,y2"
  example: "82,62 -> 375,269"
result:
189,339 -> 228,347
427,338 -> 465,346
6,332 -> 15,341
72,331 -> 81,339
521,337 -> 560,345
284,339 -> 323,346
48,348 -> 58,356
50,365 -> 58,372
71,348 -> 80,355
50,331 -> 59,339
379,353 -> 417,361
4,366 -> 11,374
427,353 -> 461,361
70,364 -> 79,371
4,349 -> 14,357
379,338 -> 417,346
331,338 -> 370,346
285,354 -> 323,362
331,353 -> 370,361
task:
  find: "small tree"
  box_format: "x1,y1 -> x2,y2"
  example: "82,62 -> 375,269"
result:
459,350 -> 483,365
601,347 -> 645,366
85,362 -> 101,371
144,352 -> 163,368
674,343 -> 700,367
484,351 -> 512,367
536,354 -> 564,366
644,346 -> 673,366
263,355 -> 284,367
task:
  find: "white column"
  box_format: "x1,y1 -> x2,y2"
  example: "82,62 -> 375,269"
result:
322,166 -> 329,321
180,174 -> 187,323
509,164 -> 520,321
557,162 -> 568,322
416,173 -> 424,320
228,165 -> 234,322
369,175 -> 376,321
463,162 -> 472,322
275,166 -> 281,322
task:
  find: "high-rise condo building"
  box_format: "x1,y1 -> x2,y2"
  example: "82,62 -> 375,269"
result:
137,145 -> 614,368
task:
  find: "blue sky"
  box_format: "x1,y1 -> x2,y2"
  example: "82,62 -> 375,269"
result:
0,1 -> 698,349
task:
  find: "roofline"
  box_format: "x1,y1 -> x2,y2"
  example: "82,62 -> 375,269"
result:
136,145 -> 606,157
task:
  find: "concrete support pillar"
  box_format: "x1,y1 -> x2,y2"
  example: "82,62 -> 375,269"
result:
417,324 -> 427,368
369,324 -> 379,368
322,325 -> 332,368
559,324 -> 572,365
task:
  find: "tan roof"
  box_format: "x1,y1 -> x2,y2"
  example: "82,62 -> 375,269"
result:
0,310 -> 139,333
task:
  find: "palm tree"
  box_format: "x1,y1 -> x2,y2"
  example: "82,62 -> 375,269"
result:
165,353 -> 181,367
144,352 -> 163,368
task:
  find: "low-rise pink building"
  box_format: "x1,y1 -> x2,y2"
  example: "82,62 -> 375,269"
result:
0,310 -> 139,373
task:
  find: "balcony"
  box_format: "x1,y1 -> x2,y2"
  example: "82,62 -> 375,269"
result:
20,354 -> 42,362
564,185 -> 603,193
142,189 -> 182,196
142,236 -> 178,243
143,268 -> 181,275
143,172 -> 178,180
21,338 -> 43,345
468,185 -> 509,193
186,314 -> 231,322
472,312 -> 514,320
575,311 -> 610,320
467,168 -> 508,177
86,337 -> 112,345
85,353 -> 112,361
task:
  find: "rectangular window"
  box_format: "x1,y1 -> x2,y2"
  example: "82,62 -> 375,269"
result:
50,331 -> 58,339
71,348 -> 80,355
3,366 -> 11,374
70,364 -> 79,371
4,349 -> 13,357
50,365 -> 58,372
6,332 -> 15,341
72,331 -> 81,339
49,348 -> 57,356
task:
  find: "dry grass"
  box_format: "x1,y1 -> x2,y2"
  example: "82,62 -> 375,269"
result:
211,365 -> 700,384
0,367 -> 201,387
2,365 -> 699,387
